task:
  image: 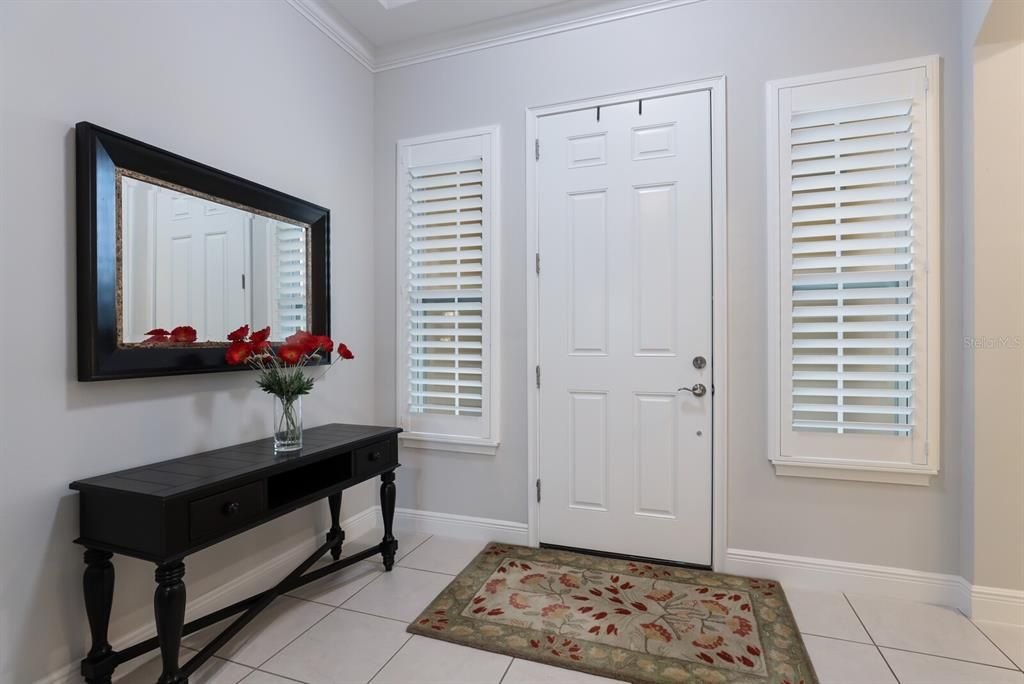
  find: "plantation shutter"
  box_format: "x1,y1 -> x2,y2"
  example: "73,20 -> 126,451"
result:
770,59 -> 939,483
789,99 -> 916,435
275,222 -> 307,337
406,158 -> 485,416
396,128 -> 499,451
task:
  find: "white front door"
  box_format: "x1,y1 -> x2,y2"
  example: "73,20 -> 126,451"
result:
537,91 -> 713,566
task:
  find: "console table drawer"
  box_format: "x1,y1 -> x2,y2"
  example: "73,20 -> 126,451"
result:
354,440 -> 396,477
189,482 -> 266,542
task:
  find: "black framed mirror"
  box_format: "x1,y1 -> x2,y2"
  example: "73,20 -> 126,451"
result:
76,122 -> 330,381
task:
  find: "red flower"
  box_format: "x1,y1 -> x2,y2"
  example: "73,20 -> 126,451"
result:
692,635 -> 724,650
225,341 -> 253,365
250,326 -> 271,343
286,330 -> 319,354
314,336 -> 334,354
277,344 -> 304,365
337,342 -> 354,360
252,340 -> 271,355
143,333 -> 169,344
145,328 -> 170,336
640,623 -> 672,643
170,326 -> 197,343
227,324 -> 249,342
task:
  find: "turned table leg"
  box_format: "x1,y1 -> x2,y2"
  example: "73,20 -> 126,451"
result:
154,561 -> 187,684
82,549 -> 115,684
328,492 -> 344,561
380,471 -> 397,571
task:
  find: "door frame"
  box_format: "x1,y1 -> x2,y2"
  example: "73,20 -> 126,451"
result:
525,76 -> 729,570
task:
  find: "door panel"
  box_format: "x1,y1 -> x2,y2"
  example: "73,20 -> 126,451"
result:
537,91 -> 712,565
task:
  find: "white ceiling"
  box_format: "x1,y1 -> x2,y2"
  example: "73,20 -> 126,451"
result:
296,0 -> 684,70
320,0 -> 576,49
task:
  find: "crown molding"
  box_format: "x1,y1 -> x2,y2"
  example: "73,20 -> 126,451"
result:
285,0 -> 376,71
373,0 -> 702,71
287,0 -> 704,73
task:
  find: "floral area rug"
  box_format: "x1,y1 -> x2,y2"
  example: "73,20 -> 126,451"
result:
408,543 -> 817,684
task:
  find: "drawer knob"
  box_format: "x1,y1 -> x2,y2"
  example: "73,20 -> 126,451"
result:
369,451 -> 382,461
223,501 -> 241,516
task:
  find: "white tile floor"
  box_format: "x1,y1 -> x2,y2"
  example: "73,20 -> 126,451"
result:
115,532 -> 1024,684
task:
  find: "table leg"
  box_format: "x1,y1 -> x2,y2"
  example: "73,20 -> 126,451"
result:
154,561 -> 187,684
82,549 -> 115,684
328,492 -> 344,561
380,471 -> 397,570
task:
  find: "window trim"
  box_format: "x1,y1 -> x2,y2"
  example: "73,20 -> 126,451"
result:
766,56 -> 941,486
395,126 -> 501,456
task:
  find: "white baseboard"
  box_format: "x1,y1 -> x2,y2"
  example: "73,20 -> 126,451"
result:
393,506 -> 530,545
972,584 -> 1024,625
725,548 -> 973,615
36,506 -> 380,684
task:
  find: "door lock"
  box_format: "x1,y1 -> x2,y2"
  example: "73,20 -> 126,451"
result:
678,383 -> 707,397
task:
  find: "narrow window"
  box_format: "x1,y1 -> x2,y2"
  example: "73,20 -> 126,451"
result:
396,128 -> 500,455
768,58 -> 940,484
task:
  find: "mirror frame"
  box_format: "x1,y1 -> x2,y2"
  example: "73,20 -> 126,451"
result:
76,122 -> 331,381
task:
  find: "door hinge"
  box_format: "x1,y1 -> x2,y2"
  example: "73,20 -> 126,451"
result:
241,273 -> 246,289
535,252 -> 541,275
535,138 -> 540,161
536,478 -> 541,503
535,364 -> 541,388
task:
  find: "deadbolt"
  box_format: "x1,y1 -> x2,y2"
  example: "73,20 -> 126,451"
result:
693,356 -> 707,369
678,383 -> 707,397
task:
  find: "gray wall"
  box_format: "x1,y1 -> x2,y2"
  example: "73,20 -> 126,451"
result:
0,2 -> 375,681
969,0 -> 1024,591
373,0 -> 966,575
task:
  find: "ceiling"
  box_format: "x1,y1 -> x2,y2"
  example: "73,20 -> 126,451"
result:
320,0 -> 576,49
296,0 -> 686,70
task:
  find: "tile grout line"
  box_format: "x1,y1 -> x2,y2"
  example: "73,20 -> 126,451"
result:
247,667 -> 309,684
959,609 -> 1024,674
497,656 -> 515,684
337,605 -> 418,625
393,563 -> 460,578
803,631 -> 1024,673
366,633 -> 415,684
333,534 -> 436,610
843,593 -> 901,684
253,602 -> 338,672
800,631 -> 874,647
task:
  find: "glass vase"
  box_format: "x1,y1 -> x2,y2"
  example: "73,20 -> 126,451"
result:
274,395 -> 302,452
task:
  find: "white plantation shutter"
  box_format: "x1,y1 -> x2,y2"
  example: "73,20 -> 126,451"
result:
407,158 -> 485,416
789,99 -> 915,436
768,58 -> 940,484
275,222 -> 307,337
397,128 -> 500,453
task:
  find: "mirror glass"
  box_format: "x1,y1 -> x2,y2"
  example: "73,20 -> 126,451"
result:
118,171 -> 309,345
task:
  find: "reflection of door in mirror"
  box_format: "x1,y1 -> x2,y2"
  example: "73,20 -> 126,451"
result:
120,174 -> 308,344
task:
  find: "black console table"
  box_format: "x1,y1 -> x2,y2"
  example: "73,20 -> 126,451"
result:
69,423 -> 401,684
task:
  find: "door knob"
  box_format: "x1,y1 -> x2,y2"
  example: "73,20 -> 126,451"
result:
678,383 -> 707,397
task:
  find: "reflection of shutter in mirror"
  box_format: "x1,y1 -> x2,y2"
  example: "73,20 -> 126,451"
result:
273,221 -> 308,339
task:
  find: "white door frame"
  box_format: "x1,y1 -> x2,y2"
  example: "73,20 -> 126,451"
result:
525,76 -> 729,570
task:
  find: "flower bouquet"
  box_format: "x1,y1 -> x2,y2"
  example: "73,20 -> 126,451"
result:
225,325 -> 354,452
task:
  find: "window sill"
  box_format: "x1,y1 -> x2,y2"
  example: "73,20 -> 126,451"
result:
771,458 -> 937,486
399,432 -> 500,456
